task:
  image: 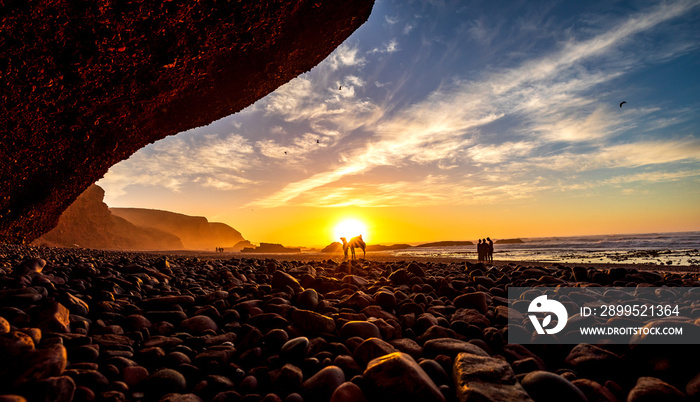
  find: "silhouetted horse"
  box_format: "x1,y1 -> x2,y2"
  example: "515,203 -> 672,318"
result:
341,235 -> 366,260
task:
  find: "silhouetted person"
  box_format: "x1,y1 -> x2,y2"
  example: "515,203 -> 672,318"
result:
477,239 -> 483,262
487,237 -> 494,262
340,237 -> 349,259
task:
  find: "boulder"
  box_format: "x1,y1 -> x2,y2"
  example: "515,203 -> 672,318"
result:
453,352 -> 533,402
363,352 -> 445,402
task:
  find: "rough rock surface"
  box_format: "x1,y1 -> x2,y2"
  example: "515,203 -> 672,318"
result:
453,352 -> 533,402
35,185 -> 183,250
0,0 -> 375,243
110,207 -> 245,250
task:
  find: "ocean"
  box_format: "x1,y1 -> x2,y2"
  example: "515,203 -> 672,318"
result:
389,231 -> 700,266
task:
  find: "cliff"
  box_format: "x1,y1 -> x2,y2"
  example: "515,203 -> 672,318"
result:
35,185 -> 183,250
110,208 -> 244,250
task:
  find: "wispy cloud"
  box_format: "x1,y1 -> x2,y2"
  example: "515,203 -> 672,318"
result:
245,0 -> 700,208
98,133 -> 260,197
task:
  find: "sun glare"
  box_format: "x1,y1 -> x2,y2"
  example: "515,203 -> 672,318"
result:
333,218 -> 368,243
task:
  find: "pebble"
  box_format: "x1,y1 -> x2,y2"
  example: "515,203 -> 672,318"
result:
627,376 -> 686,402
301,365 -> 345,402
280,337 -> 310,361
572,378 -> 619,402
564,343 -> 624,382
290,310 -> 336,335
423,338 -> 488,359
363,352 -> 445,402
453,352 -> 533,402
144,369 -> 187,399
521,370 -> 588,402
329,381 -> 367,402
339,321 -> 381,340
180,315 -> 219,335
353,338 -> 397,367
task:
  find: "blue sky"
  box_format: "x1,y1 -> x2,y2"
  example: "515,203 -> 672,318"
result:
99,0 -> 700,246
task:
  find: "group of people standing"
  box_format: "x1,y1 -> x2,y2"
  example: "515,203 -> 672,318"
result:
477,237 -> 493,262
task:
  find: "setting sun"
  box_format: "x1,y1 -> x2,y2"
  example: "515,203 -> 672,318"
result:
333,218 -> 368,243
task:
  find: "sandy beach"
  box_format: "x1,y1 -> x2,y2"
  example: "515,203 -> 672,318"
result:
1,244 -> 699,401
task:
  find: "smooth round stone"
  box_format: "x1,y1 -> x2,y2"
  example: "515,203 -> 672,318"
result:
572,379 -> 619,402
180,315 -> 218,335
0,317 -> 11,334
418,359 -> 450,386
145,369 -> 187,399
274,363 -> 304,393
73,386 -> 95,402
211,390 -> 243,402
19,327 -> 41,346
240,375 -> 258,393
283,393 -> 303,402
70,345 -> 99,363
122,314 -> 152,332
628,377 -> 686,402
564,343 -> 623,381
297,289 -> 319,311
291,310 -> 336,335
301,365 -> 345,402
353,338 -> 397,367
373,291 -> 396,311
265,329 -> 289,351
123,366 -> 149,387
0,331 -> 35,358
262,394 -> 283,402
521,371 -> 587,402
165,351 -> 192,367
340,321 -> 381,340
453,292 -> 488,314
14,343 -> 68,386
363,352 -> 444,402
281,337 -> 310,360
388,338 -> 423,360
17,375 -> 75,402
330,381 -> 367,402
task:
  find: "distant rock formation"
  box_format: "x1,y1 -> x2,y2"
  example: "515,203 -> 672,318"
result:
366,244 -> 413,251
416,241 -> 474,247
232,240 -> 255,252
322,242 -> 344,253
0,0 -> 374,244
110,208 -> 244,251
35,185 -> 183,250
241,243 -> 301,253
496,238 -> 524,244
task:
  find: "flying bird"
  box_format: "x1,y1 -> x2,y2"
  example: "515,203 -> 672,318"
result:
619,101 -> 627,108
316,140 -> 320,144
339,85 -> 342,90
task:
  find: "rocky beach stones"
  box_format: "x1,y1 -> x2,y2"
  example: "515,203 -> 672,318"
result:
453,352 -> 533,402
363,352 -> 445,401
0,245 -> 698,401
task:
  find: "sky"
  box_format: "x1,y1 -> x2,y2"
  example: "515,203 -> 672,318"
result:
98,0 -> 700,248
